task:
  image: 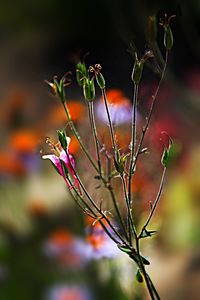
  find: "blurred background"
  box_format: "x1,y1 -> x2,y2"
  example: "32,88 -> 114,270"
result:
0,0 -> 200,299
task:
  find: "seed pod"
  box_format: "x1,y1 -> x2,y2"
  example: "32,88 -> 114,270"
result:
164,24 -> 173,50
83,79 -> 95,101
96,72 -> 105,89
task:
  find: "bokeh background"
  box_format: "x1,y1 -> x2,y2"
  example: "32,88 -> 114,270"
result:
0,0 -> 200,299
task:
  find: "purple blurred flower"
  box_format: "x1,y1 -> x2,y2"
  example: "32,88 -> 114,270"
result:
95,89 -> 135,125
84,217 -> 120,260
46,284 -> 92,300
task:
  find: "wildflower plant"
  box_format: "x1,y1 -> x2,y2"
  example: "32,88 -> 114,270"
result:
43,14 -> 175,300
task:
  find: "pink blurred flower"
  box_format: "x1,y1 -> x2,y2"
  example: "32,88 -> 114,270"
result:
42,137 -> 81,193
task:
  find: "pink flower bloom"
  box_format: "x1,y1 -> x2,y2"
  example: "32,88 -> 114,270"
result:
42,137 -> 81,193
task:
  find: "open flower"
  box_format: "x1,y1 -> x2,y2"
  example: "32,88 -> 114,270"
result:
42,137 -> 81,193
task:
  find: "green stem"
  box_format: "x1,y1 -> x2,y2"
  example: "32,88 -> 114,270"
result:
88,102 -> 102,176
120,174 -> 136,245
135,238 -> 158,300
128,83 -> 139,205
138,167 -> 166,239
102,88 -> 118,154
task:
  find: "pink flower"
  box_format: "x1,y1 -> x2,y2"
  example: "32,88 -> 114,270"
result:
42,137 -> 81,193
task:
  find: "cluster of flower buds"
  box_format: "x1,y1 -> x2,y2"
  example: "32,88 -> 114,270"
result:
76,62 -> 106,101
76,62 -> 95,101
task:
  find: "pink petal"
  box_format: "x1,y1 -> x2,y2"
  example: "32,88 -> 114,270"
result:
42,154 -> 62,174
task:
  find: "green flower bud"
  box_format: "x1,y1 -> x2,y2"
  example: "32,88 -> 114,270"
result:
76,62 -> 87,87
83,79 -> 95,101
131,58 -> 144,85
114,151 -> 128,174
96,72 -> 105,89
161,134 -> 174,167
164,24 -> 173,50
57,129 -> 68,149
160,15 -> 175,51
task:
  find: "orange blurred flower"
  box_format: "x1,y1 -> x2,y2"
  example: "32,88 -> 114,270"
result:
48,101 -> 85,127
9,129 -> 39,154
68,136 -> 80,154
106,89 -> 125,105
48,229 -> 74,246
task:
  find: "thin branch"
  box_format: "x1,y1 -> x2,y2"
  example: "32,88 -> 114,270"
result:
102,88 -> 118,154
138,167 -> 167,239
128,83 -> 139,205
88,101 -> 102,175
133,51 -> 169,171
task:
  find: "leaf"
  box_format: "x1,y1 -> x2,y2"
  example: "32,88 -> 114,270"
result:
117,244 -> 132,254
140,229 -> 157,239
141,256 -> 150,265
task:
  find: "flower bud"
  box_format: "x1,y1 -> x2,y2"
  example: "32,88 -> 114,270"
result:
164,24 -> 173,50
132,59 -> 144,85
96,72 -> 105,89
76,62 -> 87,87
114,151 -> 128,174
57,130 -> 68,149
160,15 -> 175,51
83,79 -> 95,101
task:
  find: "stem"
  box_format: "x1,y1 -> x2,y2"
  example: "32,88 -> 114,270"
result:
120,174 -> 136,245
138,167 -> 167,239
107,183 -> 128,241
62,100 -> 99,173
128,83 -> 139,204
88,102 -> 102,175
102,88 -> 118,154
133,51 -> 168,171
135,237 -> 158,300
